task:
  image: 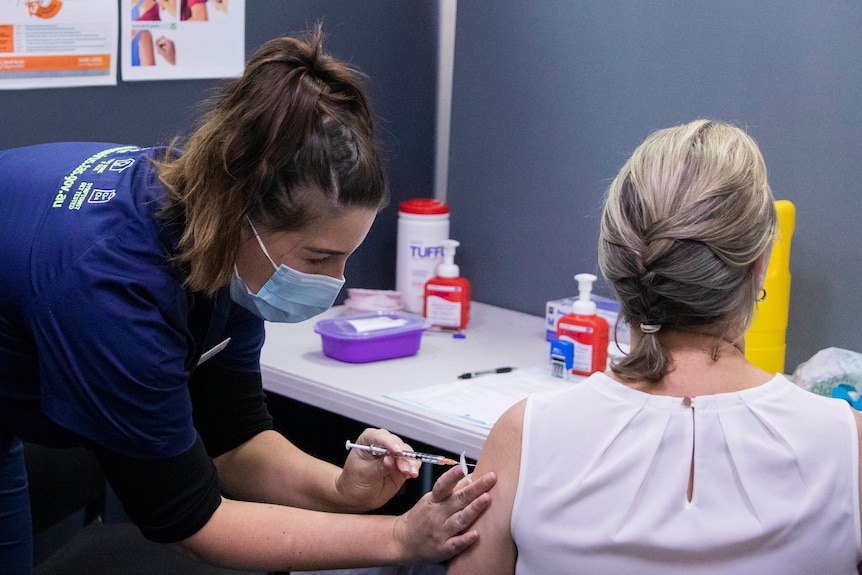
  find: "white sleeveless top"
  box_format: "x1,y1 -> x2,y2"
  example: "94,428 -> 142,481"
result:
511,373 -> 862,574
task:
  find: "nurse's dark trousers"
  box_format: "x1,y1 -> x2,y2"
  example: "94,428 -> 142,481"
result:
0,433 -> 32,575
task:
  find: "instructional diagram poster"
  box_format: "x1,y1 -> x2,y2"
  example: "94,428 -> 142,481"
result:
0,0 -> 118,90
121,0 -> 244,81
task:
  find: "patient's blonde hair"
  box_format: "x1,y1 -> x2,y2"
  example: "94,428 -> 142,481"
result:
599,119 -> 776,382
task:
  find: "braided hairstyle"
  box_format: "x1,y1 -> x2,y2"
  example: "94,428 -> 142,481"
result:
158,24 -> 388,295
599,120 -> 776,382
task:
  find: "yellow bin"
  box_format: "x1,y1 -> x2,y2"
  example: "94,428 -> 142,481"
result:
745,200 -> 795,374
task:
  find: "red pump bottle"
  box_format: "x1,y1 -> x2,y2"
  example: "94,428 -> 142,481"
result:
423,239 -> 470,330
555,273 -> 609,375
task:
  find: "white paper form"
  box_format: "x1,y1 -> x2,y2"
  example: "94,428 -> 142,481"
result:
121,0 -> 244,81
387,369 -> 573,429
0,0 -> 118,90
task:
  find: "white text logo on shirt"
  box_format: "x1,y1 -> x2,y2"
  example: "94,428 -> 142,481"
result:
87,189 -> 116,203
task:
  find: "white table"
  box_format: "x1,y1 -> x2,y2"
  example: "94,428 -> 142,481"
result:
260,302 -> 550,459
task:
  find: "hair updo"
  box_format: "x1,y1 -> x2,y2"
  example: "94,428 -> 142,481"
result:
158,24 -> 387,296
599,119 -> 776,383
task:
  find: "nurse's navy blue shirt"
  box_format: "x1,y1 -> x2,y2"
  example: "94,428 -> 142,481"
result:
0,143 -> 274,542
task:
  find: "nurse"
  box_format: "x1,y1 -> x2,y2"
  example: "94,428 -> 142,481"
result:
0,27 -> 494,574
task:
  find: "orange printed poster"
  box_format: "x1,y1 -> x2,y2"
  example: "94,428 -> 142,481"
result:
0,0 -> 118,89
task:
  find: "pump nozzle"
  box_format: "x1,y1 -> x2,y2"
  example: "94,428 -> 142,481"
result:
437,239 -> 460,278
572,273 -> 597,315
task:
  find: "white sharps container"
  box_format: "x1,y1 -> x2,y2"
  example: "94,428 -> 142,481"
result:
396,198 -> 450,313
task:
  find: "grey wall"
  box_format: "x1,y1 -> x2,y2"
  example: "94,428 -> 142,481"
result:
0,0 -> 440,294
447,1 -> 862,371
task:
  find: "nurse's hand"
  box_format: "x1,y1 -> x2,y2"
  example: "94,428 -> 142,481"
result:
336,428 -> 421,511
394,464 -> 496,562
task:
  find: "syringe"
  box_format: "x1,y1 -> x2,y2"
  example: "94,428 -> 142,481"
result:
345,439 -> 468,467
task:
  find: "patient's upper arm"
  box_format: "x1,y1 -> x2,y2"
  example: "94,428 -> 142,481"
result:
447,399 -> 526,575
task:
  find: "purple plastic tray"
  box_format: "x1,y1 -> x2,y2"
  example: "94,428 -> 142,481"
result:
314,311 -> 429,363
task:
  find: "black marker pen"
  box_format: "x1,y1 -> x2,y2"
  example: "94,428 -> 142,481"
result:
457,366 -> 514,379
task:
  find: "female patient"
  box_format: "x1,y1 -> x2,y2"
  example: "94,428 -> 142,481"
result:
448,119 -> 862,574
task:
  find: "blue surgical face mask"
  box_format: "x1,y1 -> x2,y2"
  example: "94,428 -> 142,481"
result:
229,220 -> 345,323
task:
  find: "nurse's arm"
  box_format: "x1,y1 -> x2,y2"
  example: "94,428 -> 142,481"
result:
213,429 -> 361,511
173,498 -> 406,570
169,460 -> 495,571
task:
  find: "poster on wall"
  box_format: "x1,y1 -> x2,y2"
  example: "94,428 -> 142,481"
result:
0,0 -> 118,90
121,0 -> 244,81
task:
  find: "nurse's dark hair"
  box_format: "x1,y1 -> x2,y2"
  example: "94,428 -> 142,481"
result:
598,119 -> 776,383
157,23 -> 388,296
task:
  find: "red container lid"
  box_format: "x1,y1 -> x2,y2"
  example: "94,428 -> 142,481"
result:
399,198 -> 449,215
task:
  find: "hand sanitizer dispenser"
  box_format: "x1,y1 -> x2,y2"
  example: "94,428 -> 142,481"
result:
555,273 -> 609,375
423,239 -> 471,330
